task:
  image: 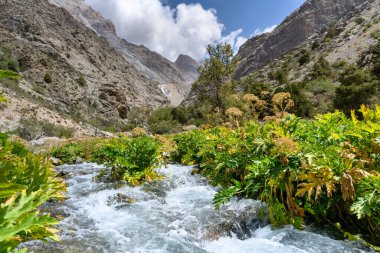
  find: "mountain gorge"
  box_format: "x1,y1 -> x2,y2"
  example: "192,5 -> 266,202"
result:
49,0 -> 198,105
0,0 -> 379,137
0,0 -> 197,136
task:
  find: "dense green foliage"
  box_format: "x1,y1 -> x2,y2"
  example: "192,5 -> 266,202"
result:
0,70 -> 20,80
0,133 -> 66,252
334,65 -> 378,114
51,135 -> 163,185
171,106 -> 380,243
0,94 -> 7,109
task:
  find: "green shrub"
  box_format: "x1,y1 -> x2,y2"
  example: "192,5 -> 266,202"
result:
95,136 -> 162,185
354,17 -> 365,25
148,107 -> 181,134
171,106 -> 380,244
0,70 -> 20,80
44,73 -> 52,83
283,83 -> 313,117
311,40 -> 321,50
76,75 -> 86,86
32,85 -> 46,95
0,132 -> 66,252
305,79 -> 337,94
269,68 -> 289,84
0,94 -> 8,109
334,65 -> 376,114
307,57 -> 333,80
51,135 -> 163,186
298,50 -> 311,66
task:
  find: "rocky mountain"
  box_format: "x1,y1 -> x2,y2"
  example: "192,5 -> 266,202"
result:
175,54 -> 199,78
0,0 -> 174,135
232,0 -> 380,117
48,0 -> 198,105
235,0 -> 374,78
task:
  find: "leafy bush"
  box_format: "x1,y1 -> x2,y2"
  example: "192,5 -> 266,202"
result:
0,70 -> 20,80
51,135 -> 163,186
334,65 -> 377,114
0,94 -> 7,109
148,107 -> 181,134
44,73 -> 52,83
94,136 -> 162,185
298,50 -> 311,66
354,17 -> 366,25
311,40 -> 321,50
0,132 -> 66,252
269,68 -> 289,84
307,57 -> 333,80
283,83 -> 313,117
171,106 -> 380,242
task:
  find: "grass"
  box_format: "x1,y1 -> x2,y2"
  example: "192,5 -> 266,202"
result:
0,70 -> 20,79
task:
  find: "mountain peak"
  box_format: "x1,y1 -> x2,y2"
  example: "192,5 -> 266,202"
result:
175,54 -> 199,76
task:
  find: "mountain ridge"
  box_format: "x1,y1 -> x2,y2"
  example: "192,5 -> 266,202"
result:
235,0 -> 372,78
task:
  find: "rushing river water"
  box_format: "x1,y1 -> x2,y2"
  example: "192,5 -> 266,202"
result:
25,163 -> 374,253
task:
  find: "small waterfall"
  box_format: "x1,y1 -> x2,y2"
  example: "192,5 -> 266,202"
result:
23,163 -> 374,253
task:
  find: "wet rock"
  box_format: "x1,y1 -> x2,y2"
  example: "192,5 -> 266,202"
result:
57,170 -> 68,178
106,193 -> 135,206
50,157 -> 60,166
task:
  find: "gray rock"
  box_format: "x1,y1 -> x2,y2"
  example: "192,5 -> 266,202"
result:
182,125 -> 198,131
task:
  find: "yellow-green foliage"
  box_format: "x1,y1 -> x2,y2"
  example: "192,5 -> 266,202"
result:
51,135 -> 163,186
171,105 -> 380,240
0,94 -> 7,107
0,132 -> 66,252
0,70 -> 20,80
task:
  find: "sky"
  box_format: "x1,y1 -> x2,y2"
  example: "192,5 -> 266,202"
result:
85,0 -> 305,62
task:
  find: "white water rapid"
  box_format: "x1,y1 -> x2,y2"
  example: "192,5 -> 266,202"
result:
25,163 -> 374,253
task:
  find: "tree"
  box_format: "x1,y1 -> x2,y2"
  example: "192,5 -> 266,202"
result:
334,65 -> 376,114
193,43 -> 238,110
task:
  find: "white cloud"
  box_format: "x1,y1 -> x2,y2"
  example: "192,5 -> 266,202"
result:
220,29 -> 248,55
85,0 -> 225,61
252,25 -> 277,36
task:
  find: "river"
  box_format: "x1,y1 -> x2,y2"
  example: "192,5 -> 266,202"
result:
24,163 -> 374,253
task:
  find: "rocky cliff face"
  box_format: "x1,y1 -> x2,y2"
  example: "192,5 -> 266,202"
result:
48,0 -> 198,105
0,0 -> 171,124
175,55 -> 199,78
235,0 -> 372,78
